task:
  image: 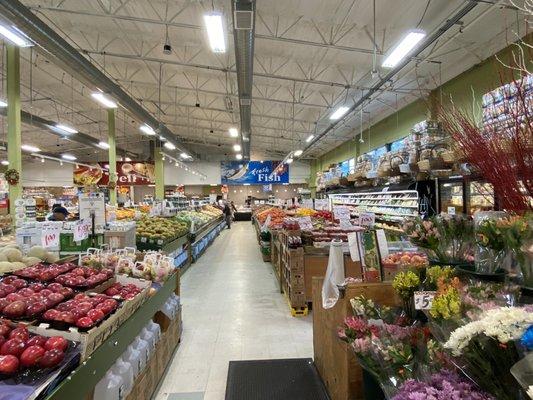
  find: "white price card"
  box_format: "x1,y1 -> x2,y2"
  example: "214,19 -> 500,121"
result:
447,206 -> 456,215
297,216 -> 314,231
73,219 -> 91,242
302,199 -> 313,209
314,199 -> 329,211
359,212 -> 375,227
414,291 -> 437,310
41,224 -> 61,248
333,206 -> 351,221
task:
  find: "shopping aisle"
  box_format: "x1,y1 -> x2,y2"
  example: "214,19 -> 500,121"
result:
154,221 -> 313,400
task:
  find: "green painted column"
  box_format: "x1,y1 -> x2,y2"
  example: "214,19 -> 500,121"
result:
6,45 -> 21,217
107,109 -> 117,205
154,143 -> 164,200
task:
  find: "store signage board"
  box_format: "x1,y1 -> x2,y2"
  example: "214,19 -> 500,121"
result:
359,212 -> 375,227
73,218 -> 91,242
220,161 -> 289,185
41,223 -> 61,248
73,161 -> 155,186
297,216 -> 313,231
79,193 -> 106,234
314,199 -> 329,210
414,291 -> 436,310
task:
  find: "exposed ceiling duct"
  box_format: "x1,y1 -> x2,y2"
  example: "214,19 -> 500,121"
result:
0,0 -> 195,159
231,0 -> 256,161
0,108 -> 135,157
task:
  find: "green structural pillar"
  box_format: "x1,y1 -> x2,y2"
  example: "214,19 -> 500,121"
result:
107,109 -> 117,205
154,143 -> 164,200
6,45 -> 21,217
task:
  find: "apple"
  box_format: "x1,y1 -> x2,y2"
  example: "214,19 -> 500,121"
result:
20,345 -> 45,367
105,287 -> 119,296
1,276 -> 16,285
0,298 -> 9,312
0,323 -> 10,337
44,336 -> 68,352
59,287 -> 74,298
47,293 -> 65,305
3,301 -> 27,318
0,354 -> 19,374
8,326 -> 29,342
39,289 -> 53,298
17,288 -> 35,297
25,301 -> 47,317
26,335 -> 48,348
39,349 -> 65,368
28,283 -> 45,292
0,338 -> 26,356
11,279 -> 27,290
76,316 -> 94,329
59,311 -> 75,324
0,284 -> 15,295
87,308 -> 104,322
5,293 -> 23,302
43,309 -> 61,320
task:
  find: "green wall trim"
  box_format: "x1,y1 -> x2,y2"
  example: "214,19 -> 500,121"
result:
6,45 -> 21,216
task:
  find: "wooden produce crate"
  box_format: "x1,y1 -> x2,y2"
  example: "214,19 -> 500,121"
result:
312,278 -> 399,400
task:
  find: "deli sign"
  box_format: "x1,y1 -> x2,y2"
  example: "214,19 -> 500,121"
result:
73,161 -> 155,186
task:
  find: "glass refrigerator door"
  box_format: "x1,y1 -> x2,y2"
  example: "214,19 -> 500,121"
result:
467,181 -> 494,214
439,181 -> 464,214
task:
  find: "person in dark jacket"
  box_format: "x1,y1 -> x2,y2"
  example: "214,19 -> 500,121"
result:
223,202 -> 232,229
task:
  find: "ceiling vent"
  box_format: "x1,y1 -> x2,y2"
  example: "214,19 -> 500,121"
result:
234,3 -> 253,30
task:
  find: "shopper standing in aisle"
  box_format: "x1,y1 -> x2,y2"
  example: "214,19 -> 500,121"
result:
224,202 -> 232,229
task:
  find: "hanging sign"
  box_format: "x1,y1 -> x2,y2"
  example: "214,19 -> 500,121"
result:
73,219 -> 91,242
221,161 -> 289,184
73,162 -> 155,186
41,223 -> 61,248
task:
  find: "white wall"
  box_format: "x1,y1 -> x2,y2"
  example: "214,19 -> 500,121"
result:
22,160 -> 74,187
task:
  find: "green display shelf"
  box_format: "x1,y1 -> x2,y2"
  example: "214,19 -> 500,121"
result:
44,273 -> 179,400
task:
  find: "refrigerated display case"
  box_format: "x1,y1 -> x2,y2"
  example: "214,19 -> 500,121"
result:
437,177 -> 495,215
439,180 -> 465,214
467,181 -> 495,214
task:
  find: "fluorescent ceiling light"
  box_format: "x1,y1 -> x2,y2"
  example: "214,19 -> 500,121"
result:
210,184 -> 217,187
1,160 -> 8,166
286,158 -> 293,164
382,30 -> 426,68
329,106 -> 350,120
305,135 -> 314,143
229,127 -> 238,137
293,149 -> 303,157
164,142 -> 176,150
236,154 -> 243,160
243,183 -> 250,186
54,124 -> 78,134
91,92 -> 118,108
21,144 -> 40,152
140,124 -> 156,136
159,135 -> 167,141
61,154 -> 77,161
0,100 -> 7,108
180,152 -> 189,159
0,25 -> 33,47
204,13 -> 226,53
233,144 -> 241,152
98,141 -> 110,149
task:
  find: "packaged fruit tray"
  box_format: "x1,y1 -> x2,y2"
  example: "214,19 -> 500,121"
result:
0,322 -> 80,398
0,277 -> 76,322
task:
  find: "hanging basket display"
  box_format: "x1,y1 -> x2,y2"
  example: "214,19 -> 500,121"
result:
4,169 -> 19,186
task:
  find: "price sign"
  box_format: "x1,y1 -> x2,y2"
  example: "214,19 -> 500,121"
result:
73,219 -> 91,242
447,206 -> 456,215
333,206 -> 351,220
414,291 -> 436,310
302,199 -> 313,209
296,216 -> 313,231
41,224 -> 61,248
359,212 -> 375,227
314,198 -> 329,211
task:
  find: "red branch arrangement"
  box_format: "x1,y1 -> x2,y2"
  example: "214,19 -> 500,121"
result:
438,73 -> 532,213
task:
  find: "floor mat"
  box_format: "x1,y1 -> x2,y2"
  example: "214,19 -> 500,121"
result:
225,358 -> 330,400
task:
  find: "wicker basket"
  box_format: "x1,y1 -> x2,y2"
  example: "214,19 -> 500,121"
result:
441,150 -> 457,164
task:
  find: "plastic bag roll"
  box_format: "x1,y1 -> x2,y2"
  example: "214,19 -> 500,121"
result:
322,239 -> 345,309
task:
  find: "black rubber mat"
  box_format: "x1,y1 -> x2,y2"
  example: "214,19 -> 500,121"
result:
225,358 -> 330,400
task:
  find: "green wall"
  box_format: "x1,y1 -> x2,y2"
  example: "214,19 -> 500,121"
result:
310,34 -> 532,189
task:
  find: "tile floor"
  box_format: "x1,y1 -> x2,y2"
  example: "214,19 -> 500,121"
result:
154,221 -> 313,400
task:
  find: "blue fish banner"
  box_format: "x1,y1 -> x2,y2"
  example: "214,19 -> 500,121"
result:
221,161 -> 289,185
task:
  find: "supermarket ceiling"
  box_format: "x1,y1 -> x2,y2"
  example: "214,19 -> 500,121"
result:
0,0 -> 529,162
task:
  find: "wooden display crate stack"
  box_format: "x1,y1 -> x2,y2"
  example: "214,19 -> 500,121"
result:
279,230 -> 308,316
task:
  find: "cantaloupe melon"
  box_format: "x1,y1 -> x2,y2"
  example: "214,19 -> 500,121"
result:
22,257 -> 41,267
28,246 -> 48,260
3,248 -> 23,262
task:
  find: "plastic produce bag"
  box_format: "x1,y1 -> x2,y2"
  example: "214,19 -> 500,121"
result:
322,240 -> 345,309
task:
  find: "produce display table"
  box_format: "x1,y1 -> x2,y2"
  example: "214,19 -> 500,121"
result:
44,272 -> 181,400
312,278 -> 399,400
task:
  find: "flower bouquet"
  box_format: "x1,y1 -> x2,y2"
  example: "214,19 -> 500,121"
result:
392,271 -> 420,319
474,211 -> 509,274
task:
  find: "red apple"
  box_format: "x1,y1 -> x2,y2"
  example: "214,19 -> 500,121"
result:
5,293 -> 24,302
26,335 -> 48,348
87,308 -> 104,322
20,345 -> 45,367
28,283 -> 45,292
0,323 -> 10,337
43,309 -> 60,320
1,276 -> 16,285
0,298 -> 9,312
3,301 -> 27,318
59,311 -> 75,324
44,336 -> 68,352
0,338 -> 26,356
17,288 -> 35,297
0,354 -> 19,374
39,349 -> 65,368
25,301 -> 47,317
76,316 -> 94,328
11,279 -> 27,289
0,284 -> 15,295
39,289 -> 53,298
8,326 -> 29,342
47,293 -> 65,305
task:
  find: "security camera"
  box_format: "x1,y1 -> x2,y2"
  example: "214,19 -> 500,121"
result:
163,43 -> 172,54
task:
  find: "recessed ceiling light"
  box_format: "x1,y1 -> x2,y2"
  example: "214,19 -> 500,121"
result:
229,127 -> 238,137
140,124 -> 156,135
293,149 -> 303,157
204,13 -> 226,53
0,25 -> 33,47
91,92 -> 118,108
55,124 -> 78,134
305,135 -> 314,143
382,30 -> 426,68
329,106 -> 350,120
61,154 -> 77,161
98,141 -> 110,149
164,142 -> 176,150
21,144 -> 40,152
233,144 -> 241,152
236,153 -> 243,160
